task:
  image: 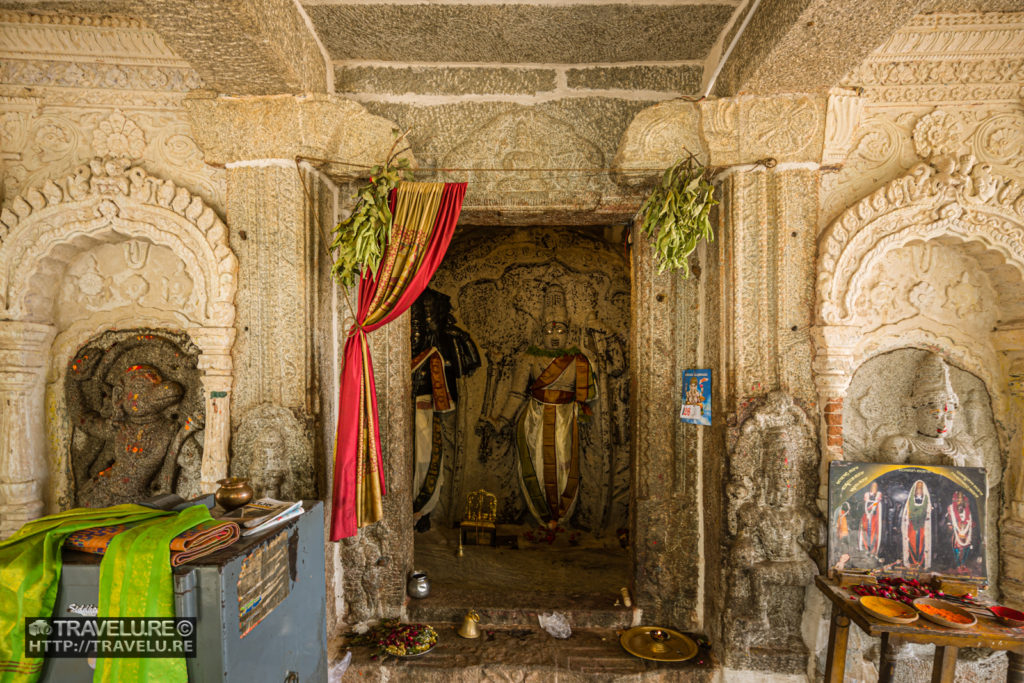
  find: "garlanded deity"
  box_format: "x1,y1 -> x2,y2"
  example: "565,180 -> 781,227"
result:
880,353 -> 981,468
901,479 -> 933,570
945,490 -> 974,572
410,288 -> 480,525
477,284 -> 597,529
859,481 -> 882,559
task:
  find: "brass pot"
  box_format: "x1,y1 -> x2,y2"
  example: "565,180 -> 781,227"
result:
215,477 -> 253,511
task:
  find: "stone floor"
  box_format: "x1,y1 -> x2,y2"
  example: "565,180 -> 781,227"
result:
409,523 -> 633,627
334,624 -> 717,682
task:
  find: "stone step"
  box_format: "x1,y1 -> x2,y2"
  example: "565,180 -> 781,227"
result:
334,624 -> 716,682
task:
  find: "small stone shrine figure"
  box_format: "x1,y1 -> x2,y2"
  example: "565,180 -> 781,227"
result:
859,481 -> 883,559
477,285 -> 597,529
410,289 -> 480,526
69,354 -> 200,508
230,403 -> 315,501
945,490 -> 974,572
880,352 -> 981,468
901,479 -> 933,571
724,392 -> 819,659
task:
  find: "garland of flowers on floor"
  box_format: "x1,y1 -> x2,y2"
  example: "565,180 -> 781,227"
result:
636,153 -> 718,278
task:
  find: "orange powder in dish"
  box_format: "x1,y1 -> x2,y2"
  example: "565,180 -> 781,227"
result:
918,603 -> 972,624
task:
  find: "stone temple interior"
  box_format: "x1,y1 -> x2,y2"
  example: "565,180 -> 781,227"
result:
2,0 -> 1024,681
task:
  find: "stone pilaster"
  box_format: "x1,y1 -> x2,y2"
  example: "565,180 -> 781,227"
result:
189,326 -> 236,493
0,321 -> 55,537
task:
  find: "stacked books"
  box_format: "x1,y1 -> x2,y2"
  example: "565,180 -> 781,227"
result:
219,499 -> 304,536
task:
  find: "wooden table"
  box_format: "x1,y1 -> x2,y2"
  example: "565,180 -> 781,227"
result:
816,576 -> 1024,682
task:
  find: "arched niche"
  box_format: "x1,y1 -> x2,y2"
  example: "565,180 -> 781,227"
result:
0,157 -> 238,535
812,157 -> 1024,597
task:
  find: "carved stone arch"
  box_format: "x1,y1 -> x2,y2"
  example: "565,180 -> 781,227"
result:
812,158 -> 1024,517
0,158 -> 238,535
0,157 -> 236,326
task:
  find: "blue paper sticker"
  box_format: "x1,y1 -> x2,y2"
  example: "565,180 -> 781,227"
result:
680,369 -> 711,426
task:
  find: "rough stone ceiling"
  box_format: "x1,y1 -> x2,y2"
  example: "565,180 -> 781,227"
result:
303,0 -> 748,98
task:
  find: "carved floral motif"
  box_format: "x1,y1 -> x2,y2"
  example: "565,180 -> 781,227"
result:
912,109 -> 964,159
92,110 -> 145,159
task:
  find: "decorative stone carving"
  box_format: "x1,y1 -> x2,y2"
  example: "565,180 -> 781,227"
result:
841,12 -> 1024,105
822,90 -> 867,167
699,94 -> 826,166
441,110 -> 604,214
611,100 -> 705,186
182,93 -> 411,174
912,109 -> 965,160
724,392 -> 820,674
230,403 -> 315,500
0,159 -> 238,521
92,110 -> 146,160
67,330 -> 204,507
0,157 -> 236,327
877,353 -> 983,469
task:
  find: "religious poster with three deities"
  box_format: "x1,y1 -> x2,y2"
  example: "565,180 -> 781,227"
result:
827,462 -> 987,580
679,369 -> 711,426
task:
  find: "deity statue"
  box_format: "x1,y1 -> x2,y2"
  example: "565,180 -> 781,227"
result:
901,479 -> 933,571
724,392 -> 819,662
476,284 -> 597,529
858,481 -> 882,559
945,490 -> 975,572
880,353 -> 982,468
69,349 -> 202,508
410,288 -> 480,526
230,403 -> 316,501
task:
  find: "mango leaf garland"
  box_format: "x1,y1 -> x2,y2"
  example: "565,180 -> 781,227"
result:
637,155 -> 717,277
330,159 -> 414,289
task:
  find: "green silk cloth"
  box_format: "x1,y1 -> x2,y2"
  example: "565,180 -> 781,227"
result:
0,503 -> 211,683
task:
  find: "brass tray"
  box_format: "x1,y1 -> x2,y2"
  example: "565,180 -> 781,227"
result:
620,626 -> 697,662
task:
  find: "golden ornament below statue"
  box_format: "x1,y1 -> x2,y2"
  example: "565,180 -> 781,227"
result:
457,610 -> 481,639
619,626 -> 697,662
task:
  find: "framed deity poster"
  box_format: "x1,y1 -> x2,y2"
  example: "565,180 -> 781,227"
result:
680,369 -> 711,426
827,462 -> 987,581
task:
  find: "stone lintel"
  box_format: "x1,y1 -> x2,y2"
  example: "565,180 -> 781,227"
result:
712,0 -> 930,96
129,0 -> 328,95
613,93 -> 829,182
183,92 -> 413,174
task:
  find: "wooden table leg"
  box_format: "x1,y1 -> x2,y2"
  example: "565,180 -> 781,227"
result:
879,633 -> 900,683
824,605 -> 850,683
931,645 -> 958,683
1008,650 -> 1024,683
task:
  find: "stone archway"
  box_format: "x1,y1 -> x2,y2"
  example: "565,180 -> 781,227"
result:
0,157 -> 238,535
812,157 -> 1024,598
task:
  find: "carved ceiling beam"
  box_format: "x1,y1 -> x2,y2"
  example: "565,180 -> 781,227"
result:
709,0 -> 929,96
182,92 -> 413,172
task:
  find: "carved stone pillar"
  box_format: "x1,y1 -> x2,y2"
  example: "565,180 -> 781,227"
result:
998,333 -> 1024,605
0,321 -> 56,536
189,326 -> 236,493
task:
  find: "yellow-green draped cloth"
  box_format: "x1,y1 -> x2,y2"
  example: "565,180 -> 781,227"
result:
0,503 -> 211,683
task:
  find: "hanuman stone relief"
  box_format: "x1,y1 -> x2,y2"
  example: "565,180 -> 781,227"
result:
67,330 -> 204,507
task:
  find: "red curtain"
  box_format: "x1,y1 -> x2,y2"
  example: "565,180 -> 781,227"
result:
331,182 -> 467,540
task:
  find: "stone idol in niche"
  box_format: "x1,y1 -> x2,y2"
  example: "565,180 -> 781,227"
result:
725,392 -> 819,661
230,403 -> 315,500
410,288 -> 480,529
476,284 -> 597,529
880,352 -> 982,469
67,331 -> 204,507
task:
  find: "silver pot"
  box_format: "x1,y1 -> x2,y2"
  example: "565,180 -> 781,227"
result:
407,571 -> 430,599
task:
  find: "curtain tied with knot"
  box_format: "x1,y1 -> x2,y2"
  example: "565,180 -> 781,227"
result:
331,181 -> 467,541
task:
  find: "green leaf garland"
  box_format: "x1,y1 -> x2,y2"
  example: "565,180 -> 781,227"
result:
637,154 -> 717,277
330,158 -> 414,289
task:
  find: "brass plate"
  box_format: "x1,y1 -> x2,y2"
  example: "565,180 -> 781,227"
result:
620,626 -> 697,662
859,596 -> 918,624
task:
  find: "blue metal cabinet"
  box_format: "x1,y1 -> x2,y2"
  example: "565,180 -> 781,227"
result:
41,502 -> 327,683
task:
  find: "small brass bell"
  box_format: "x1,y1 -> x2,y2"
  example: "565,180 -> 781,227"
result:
457,609 -> 481,639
